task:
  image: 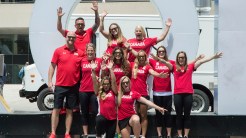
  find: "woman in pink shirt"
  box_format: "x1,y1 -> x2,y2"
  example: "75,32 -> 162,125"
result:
99,11 -> 127,58
91,60 -> 117,138
172,51 -> 222,138
130,50 -> 168,138
79,43 -> 102,137
149,46 -> 174,138
118,76 -> 166,138
127,18 -> 172,62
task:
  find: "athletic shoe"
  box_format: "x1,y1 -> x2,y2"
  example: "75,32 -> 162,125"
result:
49,133 -> 56,138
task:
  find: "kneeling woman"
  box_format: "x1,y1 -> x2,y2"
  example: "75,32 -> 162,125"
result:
117,76 -> 167,138
91,60 -> 118,138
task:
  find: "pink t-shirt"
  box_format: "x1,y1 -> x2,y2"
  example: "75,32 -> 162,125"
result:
149,58 -> 172,92
98,91 -> 117,120
65,28 -> 93,56
79,58 -> 102,92
127,37 -> 157,62
173,63 -> 195,94
51,45 -> 83,86
118,91 -> 141,120
130,62 -> 152,96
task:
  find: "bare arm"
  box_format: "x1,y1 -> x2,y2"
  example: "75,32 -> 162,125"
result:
48,63 -> 56,92
91,60 -> 99,95
137,97 -> 167,114
188,54 -> 205,64
57,7 -> 66,36
150,53 -> 173,70
91,1 -> 100,32
149,68 -> 169,78
156,18 -> 172,43
107,60 -> 118,95
195,52 -> 223,69
99,11 -> 110,38
125,42 -> 138,57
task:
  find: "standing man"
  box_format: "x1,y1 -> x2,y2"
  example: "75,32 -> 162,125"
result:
57,1 -> 100,57
48,31 -> 83,138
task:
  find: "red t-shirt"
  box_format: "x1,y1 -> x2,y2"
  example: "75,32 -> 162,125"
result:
113,63 -> 127,86
118,91 -> 141,120
51,45 -> 82,86
79,58 -> 102,92
127,37 -> 157,62
105,38 -> 126,55
98,91 -> 117,120
65,28 -> 93,56
173,63 -> 195,94
149,58 -> 172,92
130,62 -> 152,96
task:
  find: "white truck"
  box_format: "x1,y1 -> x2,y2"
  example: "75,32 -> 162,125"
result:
19,14 -> 216,112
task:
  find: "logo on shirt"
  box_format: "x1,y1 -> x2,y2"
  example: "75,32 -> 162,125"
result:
113,68 -> 123,72
130,42 -> 145,47
74,52 -> 78,56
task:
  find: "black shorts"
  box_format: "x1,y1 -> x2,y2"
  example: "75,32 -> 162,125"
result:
54,84 -> 79,109
118,117 -> 131,130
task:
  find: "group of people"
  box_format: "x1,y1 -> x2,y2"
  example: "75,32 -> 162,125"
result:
48,1 -> 222,138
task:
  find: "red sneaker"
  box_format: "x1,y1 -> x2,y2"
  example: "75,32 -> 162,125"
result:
64,134 -> 71,138
49,133 -> 56,138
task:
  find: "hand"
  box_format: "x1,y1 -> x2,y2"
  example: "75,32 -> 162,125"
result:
90,60 -> 97,71
101,10 -> 108,18
57,7 -> 65,17
48,82 -> 54,92
107,60 -> 114,69
158,107 -> 168,115
101,60 -> 107,71
102,52 -> 110,61
214,52 -> 223,59
165,18 -> 172,27
197,54 -> 205,60
91,1 -> 98,12
159,72 -> 169,78
150,53 -> 159,61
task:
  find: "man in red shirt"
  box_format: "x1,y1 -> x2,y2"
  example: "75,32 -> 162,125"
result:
48,31 -> 83,138
57,1 -> 100,57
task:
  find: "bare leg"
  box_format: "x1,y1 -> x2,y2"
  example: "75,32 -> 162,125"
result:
65,109 -> 73,134
166,127 -> 172,136
157,127 -> 162,137
82,125 -> 88,136
51,108 -> 61,134
184,128 -> 190,137
177,129 -> 182,137
121,126 -> 131,138
129,115 -> 141,138
139,104 -> 148,137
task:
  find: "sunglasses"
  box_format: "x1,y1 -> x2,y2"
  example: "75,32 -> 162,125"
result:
110,27 -> 118,31
158,50 -> 166,53
67,36 -> 76,39
76,23 -> 85,26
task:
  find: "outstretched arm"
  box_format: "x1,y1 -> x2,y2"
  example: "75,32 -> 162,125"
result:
99,10 -> 110,38
195,52 -> 223,69
125,42 -> 138,57
156,18 -> 172,43
188,54 -> 205,64
137,97 -> 167,114
91,1 -> 100,33
48,63 -> 56,92
91,60 -> 99,95
107,60 -> 118,95
150,53 -> 173,70
57,7 -> 66,36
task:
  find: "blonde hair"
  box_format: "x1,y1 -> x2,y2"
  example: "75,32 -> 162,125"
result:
132,50 -> 148,79
108,23 -> 125,46
118,76 -> 131,106
135,25 -> 146,39
98,76 -> 111,100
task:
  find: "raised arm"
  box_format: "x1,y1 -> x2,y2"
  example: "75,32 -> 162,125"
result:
91,1 -> 100,33
150,53 -> 173,70
107,60 -> 118,95
48,63 -> 56,92
188,54 -> 205,64
99,10 -> 110,38
195,52 -> 223,69
57,7 -> 66,36
91,60 -> 99,95
156,18 -> 172,43
125,42 -> 138,57
137,97 -> 167,114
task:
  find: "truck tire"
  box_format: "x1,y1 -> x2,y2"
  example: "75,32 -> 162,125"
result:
192,89 -> 210,113
37,88 -> 54,111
